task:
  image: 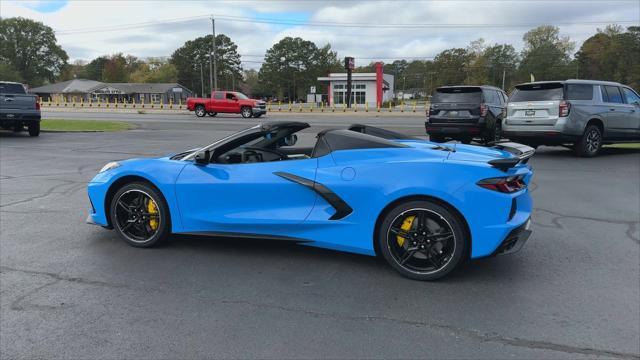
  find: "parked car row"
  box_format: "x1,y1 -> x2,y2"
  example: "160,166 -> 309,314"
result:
426,80 -> 640,156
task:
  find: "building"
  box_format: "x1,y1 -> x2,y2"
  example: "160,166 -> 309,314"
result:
32,79 -> 193,104
317,62 -> 394,107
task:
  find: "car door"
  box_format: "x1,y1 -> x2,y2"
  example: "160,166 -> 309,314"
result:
600,85 -> 631,138
621,87 -> 640,139
211,91 -> 225,112
174,157 -> 319,234
225,92 -> 241,113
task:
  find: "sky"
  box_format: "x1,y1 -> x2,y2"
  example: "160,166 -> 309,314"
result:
2,0 -> 639,69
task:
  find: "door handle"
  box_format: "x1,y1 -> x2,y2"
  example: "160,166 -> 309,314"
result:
4,98 -> 14,102
609,108 -> 615,111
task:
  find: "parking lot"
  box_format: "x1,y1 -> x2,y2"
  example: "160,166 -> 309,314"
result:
1,113 -> 639,359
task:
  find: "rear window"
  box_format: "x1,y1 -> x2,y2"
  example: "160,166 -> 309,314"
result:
566,84 -> 593,100
432,88 -> 482,103
510,83 -> 564,102
0,82 -> 26,94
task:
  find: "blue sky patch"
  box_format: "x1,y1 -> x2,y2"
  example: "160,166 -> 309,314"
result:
21,0 -> 68,13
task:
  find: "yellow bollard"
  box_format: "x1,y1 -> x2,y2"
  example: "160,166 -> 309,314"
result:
267,101 -> 271,112
413,101 -> 417,112
169,98 -> 173,109
299,102 -> 303,112
365,102 -> 368,112
320,102 -> 324,112
354,103 -> 358,112
388,101 -> 392,112
288,101 -> 292,112
278,101 -> 282,112
343,103 -> 346,112
132,98 -> 136,108
401,101 -> 404,113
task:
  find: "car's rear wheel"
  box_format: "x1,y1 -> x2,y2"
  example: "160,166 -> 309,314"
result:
241,106 -> 253,118
377,200 -> 467,281
208,112 -> 217,117
28,122 -> 40,137
575,124 -> 602,157
195,105 -> 206,117
110,182 -> 170,247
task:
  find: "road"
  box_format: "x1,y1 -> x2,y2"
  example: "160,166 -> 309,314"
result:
1,113 -> 639,359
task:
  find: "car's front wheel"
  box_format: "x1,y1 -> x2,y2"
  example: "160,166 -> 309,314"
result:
110,182 -> 170,247
241,106 -> 253,118
378,200 -> 467,281
195,105 -> 206,117
575,124 -> 602,157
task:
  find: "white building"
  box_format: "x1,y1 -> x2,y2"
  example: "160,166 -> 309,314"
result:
317,62 -> 394,107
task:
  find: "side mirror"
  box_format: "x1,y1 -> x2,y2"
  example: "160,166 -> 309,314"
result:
194,149 -> 211,165
283,134 -> 298,146
632,100 -> 640,107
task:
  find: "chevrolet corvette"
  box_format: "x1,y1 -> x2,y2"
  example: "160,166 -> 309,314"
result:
87,122 -> 534,280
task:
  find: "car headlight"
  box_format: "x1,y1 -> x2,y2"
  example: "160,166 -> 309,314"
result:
99,161 -> 120,173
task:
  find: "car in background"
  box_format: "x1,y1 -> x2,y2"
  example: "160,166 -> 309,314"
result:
186,91 -> 267,118
0,81 -> 41,136
425,85 -> 507,144
502,80 -> 640,157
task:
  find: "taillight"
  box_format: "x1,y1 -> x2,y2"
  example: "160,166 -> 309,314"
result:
477,176 -> 526,193
559,100 -> 570,117
35,96 -> 40,111
480,103 -> 488,117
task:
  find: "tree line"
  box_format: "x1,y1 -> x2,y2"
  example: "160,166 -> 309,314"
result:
1,16 -> 638,98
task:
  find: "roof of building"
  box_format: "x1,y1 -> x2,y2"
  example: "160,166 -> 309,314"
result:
31,79 -> 191,94
31,79 -> 104,94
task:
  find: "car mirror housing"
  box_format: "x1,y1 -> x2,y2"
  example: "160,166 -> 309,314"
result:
283,134 -> 298,146
194,149 -> 211,165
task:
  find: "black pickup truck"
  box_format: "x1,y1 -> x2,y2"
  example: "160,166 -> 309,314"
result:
0,81 -> 41,136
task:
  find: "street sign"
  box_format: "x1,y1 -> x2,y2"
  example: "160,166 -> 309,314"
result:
344,57 -> 355,70
310,86 -> 316,94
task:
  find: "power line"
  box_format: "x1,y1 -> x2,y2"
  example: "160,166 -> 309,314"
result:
54,14 -> 638,34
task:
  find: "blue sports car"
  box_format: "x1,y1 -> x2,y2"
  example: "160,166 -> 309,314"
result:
87,122 -> 534,280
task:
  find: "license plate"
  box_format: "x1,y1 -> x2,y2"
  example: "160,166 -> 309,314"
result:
524,109 -> 535,116
448,111 -> 458,117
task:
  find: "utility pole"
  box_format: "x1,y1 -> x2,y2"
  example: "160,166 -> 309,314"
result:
501,68 -> 506,90
210,16 -> 217,92
200,63 -> 204,97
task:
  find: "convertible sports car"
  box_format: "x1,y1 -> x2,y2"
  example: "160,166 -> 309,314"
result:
87,121 -> 534,280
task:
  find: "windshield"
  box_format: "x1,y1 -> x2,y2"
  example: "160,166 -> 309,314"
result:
432,88 -> 482,103
510,83 -> 564,102
233,92 -> 249,100
0,82 -> 26,94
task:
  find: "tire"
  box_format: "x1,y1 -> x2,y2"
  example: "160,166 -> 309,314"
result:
460,137 -> 472,144
377,200 -> 467,281
207,112 -> 217,117
28,122 -> 40,137
240,107 -> 253,118
429,135 -> 446,143
575,124 -> 602,157
486,121 -> 501,144
254,113 -> 262,118
110,182 -> 171,248
195,105 -> 206,117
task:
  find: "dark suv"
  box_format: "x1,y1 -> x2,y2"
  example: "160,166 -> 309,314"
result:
425,85 -> 507,143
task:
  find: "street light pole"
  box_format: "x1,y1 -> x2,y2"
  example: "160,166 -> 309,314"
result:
200,63 -> 204,97
210,17 -> 217,92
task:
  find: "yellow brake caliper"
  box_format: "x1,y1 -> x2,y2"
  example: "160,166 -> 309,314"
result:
147,199 -> 159,231
396,215 -> 415,247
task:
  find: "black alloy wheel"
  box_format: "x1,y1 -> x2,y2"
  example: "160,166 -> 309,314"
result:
378,201 -> 466,280
110,182 -> 170,247
575,124 -> 602,157
208,112 -> 217,117
241,107 -> 253,118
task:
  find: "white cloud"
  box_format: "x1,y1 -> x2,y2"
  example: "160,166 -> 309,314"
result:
1,0 -> 638,70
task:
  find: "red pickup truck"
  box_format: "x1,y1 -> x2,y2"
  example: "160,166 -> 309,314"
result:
186,91 -> 266,118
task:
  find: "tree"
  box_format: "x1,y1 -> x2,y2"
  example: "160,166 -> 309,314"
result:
519,25 -> 575,82
0,62 -> 22,82
432,48 -> 473,88
259,37 -> 339,100
171,34 -> 242,95
576,25 -> 640,89
59,60 -> 87,81
82,56 -> 108,81
102,53 -> 129,82
130,59 -> 178,83
0,17 -> 68,86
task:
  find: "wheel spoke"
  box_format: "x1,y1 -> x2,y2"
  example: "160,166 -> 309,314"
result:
389,227 -> 412,238
400,247 -> 419,265
117,200 -> 132,213
121,220 -> 135,233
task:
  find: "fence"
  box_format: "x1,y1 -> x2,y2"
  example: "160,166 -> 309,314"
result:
40,99 -> 430,113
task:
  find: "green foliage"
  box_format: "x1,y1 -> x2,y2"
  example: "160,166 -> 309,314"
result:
0,62 -> 23,82
258,37 -> 340,99
0,17 -> 68,86
170,34 -> 242,95
518,25 -> 575,82
576,26 -> 640,90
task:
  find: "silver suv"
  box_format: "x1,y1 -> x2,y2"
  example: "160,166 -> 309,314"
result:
502,80 -> 640,156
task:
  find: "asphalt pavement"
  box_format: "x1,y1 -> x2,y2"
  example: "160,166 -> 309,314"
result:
1,113 -> 639,359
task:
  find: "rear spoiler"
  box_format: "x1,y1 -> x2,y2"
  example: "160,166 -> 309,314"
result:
488,142 -> 535,171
